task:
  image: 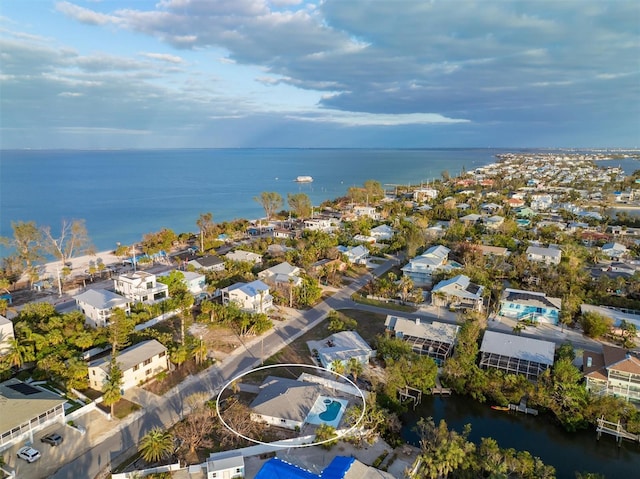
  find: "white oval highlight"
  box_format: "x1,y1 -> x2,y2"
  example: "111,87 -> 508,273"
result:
215,363 -> 367,448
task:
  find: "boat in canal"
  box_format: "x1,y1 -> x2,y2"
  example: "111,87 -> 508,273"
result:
295,175 -> 313,183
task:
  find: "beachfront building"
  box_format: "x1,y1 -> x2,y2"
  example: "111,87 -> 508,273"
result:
0,315 -> 14,355
584,345 -> 640,403
258,261 -> 303,287
225,250 -> 263,264
0,378 -> 66,451
479,331 -> 555,380
431,274 -> 485,312
88,339 -> 168,392
307,330 -> 374,371
221,280 -> 273,314
526,245 -> 562,265
384,315 -> 459,366
114,271 -> 169,304
402,245 -> 453,287
74,288 -> 131,329
498,288 -> 562,325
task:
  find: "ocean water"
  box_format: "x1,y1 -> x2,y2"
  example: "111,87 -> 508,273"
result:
0,148 -> 503,251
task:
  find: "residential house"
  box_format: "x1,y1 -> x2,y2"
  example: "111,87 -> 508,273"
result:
88,339 -> 169,392
337,245 -> 370,265
530,194 -> 554,211
384,315 -> 459,365
506,197 -> 525,208
459,213 -> 482,224
114,271 -> 169,303
478,245 -> 509,257
515,207 -> 536,218
499,288 -> 562,325
584,345 -> 640,403
0,315 -> 14,354
370,224 -> 394,241
352,205 -> 379,220
221,280 -> 273,314
74,288 -> 131,328
402,245 -> 453,286
249,376 -> 332,430
526,245 -> 562,265
479,331 -> 555,380
601,242 -> 628,260
431,274 -> 485,312
303,218 -> 335,233
188,254 -> 225,272
307,331 -> 374,371
258,261 -> 303,287
352,234 -> 376,244
181,271 -> 207,294
413,188 -> 439,203
225,250 -> 263,264
0,379 -> 66,450
480,202 -> 502,213
484,215 -> 505,230
205,451 -> 245,479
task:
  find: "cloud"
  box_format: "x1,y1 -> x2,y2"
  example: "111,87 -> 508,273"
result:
286,110 -> 470,126
141,52 -> 185,64
55,1 -> 117,26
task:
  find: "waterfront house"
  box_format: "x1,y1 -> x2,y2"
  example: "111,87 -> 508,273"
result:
0,379 -> 66,450
307,330 -> 374,371
225,249 -> 263,264
384,315 -> 459,365
258,261 -> 303,287
74,288 -> 131,329
402,245 -> 453,286
479,331 -> 555,380
431,274 -> 485,312
114,271 -> 169,304
88,339 -> 168,392
601,242 -> 628,260
526,245 -> 562,265
499,288 -> 562,325
249,376 -> 329,430
221,280 -> 273,314
187,254 -> 225,272
337,245 -> 369,265
0,315 -> 14,355
584,345 -> 640,403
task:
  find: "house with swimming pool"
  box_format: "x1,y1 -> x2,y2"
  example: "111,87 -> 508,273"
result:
498,288 -> 562,325
249,376 -> 349,431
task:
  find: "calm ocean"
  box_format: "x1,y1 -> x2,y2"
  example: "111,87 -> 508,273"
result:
2,148 -> 637,252
0,148 -> 503,251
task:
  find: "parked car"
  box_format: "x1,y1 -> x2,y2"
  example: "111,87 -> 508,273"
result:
41,432 -> 63,446
17,446 -> 41,463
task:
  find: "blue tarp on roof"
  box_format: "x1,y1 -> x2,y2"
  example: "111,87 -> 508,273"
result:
320,456 -> 354,479
254,458 -> 318,479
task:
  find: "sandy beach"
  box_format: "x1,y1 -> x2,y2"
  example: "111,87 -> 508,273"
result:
36,250 -> 123,281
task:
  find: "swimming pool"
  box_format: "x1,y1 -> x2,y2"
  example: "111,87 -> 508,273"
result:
305,395 -> 348,428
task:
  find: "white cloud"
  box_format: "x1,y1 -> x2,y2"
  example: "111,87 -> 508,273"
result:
141,52 -> 185,64
287,110 -> 470,127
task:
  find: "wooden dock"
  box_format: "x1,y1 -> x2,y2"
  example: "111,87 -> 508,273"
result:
431,376 -> 452,396
508,398 -> 538,416
596,416 -> 640,446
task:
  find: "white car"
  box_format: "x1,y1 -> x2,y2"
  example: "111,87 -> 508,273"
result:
17,446 -> 41,463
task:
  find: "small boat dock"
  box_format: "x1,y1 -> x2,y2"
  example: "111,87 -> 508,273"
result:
431,376 -> 451,396
508,398 -> 538,416
596,416 -> 640,446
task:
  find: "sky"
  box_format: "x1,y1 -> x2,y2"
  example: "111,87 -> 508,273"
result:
0,0 -> 639,149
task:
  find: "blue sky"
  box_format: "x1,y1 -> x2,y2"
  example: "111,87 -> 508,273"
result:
1,0 -> 638,149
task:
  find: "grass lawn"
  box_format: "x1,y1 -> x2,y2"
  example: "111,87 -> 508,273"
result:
144,358 -> 213,395
352,294 -> 417,313
97,397 -> 141,419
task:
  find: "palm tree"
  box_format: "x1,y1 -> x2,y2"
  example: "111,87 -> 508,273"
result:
330,359 -> 345,379
192,337 -> 208,365
139,427 -> 174,463
4,338 -> 33,369
347,357 -> 363,383
102,359 -> 123,418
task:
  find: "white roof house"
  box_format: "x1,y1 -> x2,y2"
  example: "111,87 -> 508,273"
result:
479,331 -> 555,380
114,271 -> 169,304
601,242 -> 628,258
88,339 -> 169,392
431,274 -> 485,311
258,261 -> 302,287
158,270 -> 206,294
526,245 -> 562,265
307,330 -> 374,370
74,288 -> 131,328
337,245 -> 370,265
402,245 -> 453,286
205,451 -> 245,479
188,254 -> 225,272
225,250 -> 263,264
221,280 -> 273,314
370,224 -> 395,241
353,205 -> 379,220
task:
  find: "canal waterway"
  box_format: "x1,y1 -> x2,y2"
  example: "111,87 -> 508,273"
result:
401,394 -> 640,478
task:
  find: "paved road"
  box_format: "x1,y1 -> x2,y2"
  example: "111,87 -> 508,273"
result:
43,258 -> 397,479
